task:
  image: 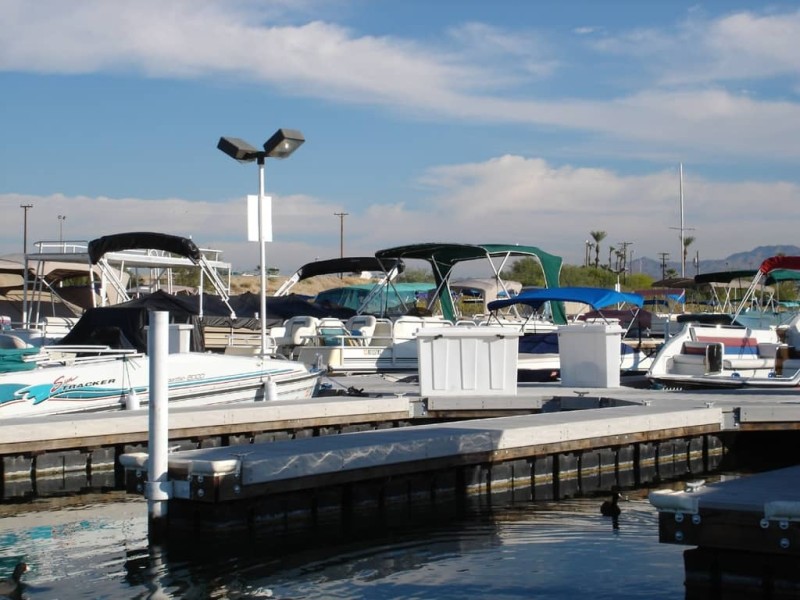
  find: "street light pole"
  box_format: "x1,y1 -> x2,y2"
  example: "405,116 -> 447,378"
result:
58,214 -> 66,245
257,156 -> 267,354
217,129 -> 305,357
20,204 -> 32,254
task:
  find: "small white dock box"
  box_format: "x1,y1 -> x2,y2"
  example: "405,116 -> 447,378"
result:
416,327 -> 521,396
557,323 -> 623,387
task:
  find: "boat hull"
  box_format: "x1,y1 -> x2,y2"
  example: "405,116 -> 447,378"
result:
0,352 -> 319,418
646,321 -> 800,389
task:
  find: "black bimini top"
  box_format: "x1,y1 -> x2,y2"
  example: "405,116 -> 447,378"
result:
88,232 -> 201,264
292,257 -> 403,281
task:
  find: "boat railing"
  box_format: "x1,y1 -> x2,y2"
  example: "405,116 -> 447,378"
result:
38,345 -> 144,365
31,240 -> 89,255
295,315 -> 457,351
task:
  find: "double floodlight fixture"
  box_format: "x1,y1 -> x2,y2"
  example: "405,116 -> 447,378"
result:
217,129 -> 305,163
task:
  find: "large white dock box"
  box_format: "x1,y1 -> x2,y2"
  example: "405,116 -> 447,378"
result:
557,323 -> 623,387
417,327 -> 521,396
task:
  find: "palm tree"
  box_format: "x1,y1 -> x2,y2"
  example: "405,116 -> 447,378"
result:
682,236 -> 695,276
590,231 -> 606,269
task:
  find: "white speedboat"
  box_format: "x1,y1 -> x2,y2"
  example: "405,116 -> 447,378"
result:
646,256 -> 800,389
0,231 -> 321,418
646,317 -> 800,389
0,340 -> 318,418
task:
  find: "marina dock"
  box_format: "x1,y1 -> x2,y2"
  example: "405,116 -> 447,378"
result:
3,371 -> 800,595
3,376 -> 799,502
650,466 -> 800,598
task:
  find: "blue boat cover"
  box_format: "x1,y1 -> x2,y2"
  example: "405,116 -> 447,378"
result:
487,286 -> 643,312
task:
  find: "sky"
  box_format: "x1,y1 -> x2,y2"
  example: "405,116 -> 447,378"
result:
2,0 -> 800,275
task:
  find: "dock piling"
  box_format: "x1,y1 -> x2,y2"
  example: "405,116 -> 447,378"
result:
147,311 -> 171,542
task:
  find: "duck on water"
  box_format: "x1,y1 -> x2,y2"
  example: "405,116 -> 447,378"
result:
601,492 -> 622,518
0,562 -> 27,598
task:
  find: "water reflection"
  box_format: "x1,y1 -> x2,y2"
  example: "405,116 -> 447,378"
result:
0,489 -> 688,599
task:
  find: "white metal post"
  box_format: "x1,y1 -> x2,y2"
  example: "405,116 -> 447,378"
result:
147,310 -> 171,542
258,158 -> 268,356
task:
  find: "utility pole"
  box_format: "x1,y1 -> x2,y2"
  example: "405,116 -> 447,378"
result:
334,212 -> 348,275
20,204 -> 33,254
658,252 -> 670,281
619,241 -> 633,282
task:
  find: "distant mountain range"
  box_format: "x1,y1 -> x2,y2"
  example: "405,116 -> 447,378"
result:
631,245 -> 800,281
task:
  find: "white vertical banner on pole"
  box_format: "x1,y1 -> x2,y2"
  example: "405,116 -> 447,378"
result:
247,194 -> 273,242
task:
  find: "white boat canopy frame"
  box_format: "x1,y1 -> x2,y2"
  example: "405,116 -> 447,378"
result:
21,232 -> 235,326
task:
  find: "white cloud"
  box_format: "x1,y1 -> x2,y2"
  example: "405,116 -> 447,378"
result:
589,8 -> 800,87
4,158 -> 798,272
2,1 -> 799,160
445,22 -> 559,81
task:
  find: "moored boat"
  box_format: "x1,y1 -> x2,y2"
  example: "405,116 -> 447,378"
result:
487,286 -> 656,382
0,232 -> 321,417
0,342 -> 318,418
646,256 -> 800,389
282,242 -> 564,374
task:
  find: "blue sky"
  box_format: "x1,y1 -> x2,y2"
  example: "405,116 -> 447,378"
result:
2,0 -> 800,273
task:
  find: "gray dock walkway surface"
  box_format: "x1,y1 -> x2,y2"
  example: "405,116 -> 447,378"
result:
110,375 -> 800,497
650,465 -> 800,557
4,375 -> 799,454
122,402 -> 722,497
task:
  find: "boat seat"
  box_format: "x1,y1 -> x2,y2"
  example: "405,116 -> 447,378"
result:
223,345 -> 260,356
275,316 -> 320,350
671,341 -> 724,375
370,319 -> 393,346
722,357 -> 775,370
675,339 -> 780,373
346,315 -> 377,346
317,318 -> 349,346
0,334 -> 31,350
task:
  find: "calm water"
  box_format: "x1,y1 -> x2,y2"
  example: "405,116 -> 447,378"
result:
0,486 -> 692,600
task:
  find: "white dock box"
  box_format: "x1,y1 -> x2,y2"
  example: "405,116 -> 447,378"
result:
146,323 -> 194,354
557,323 -> 623,387
417,327 -> 521,396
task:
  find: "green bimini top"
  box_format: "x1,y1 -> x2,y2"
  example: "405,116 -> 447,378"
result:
375,243 -> 565,323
